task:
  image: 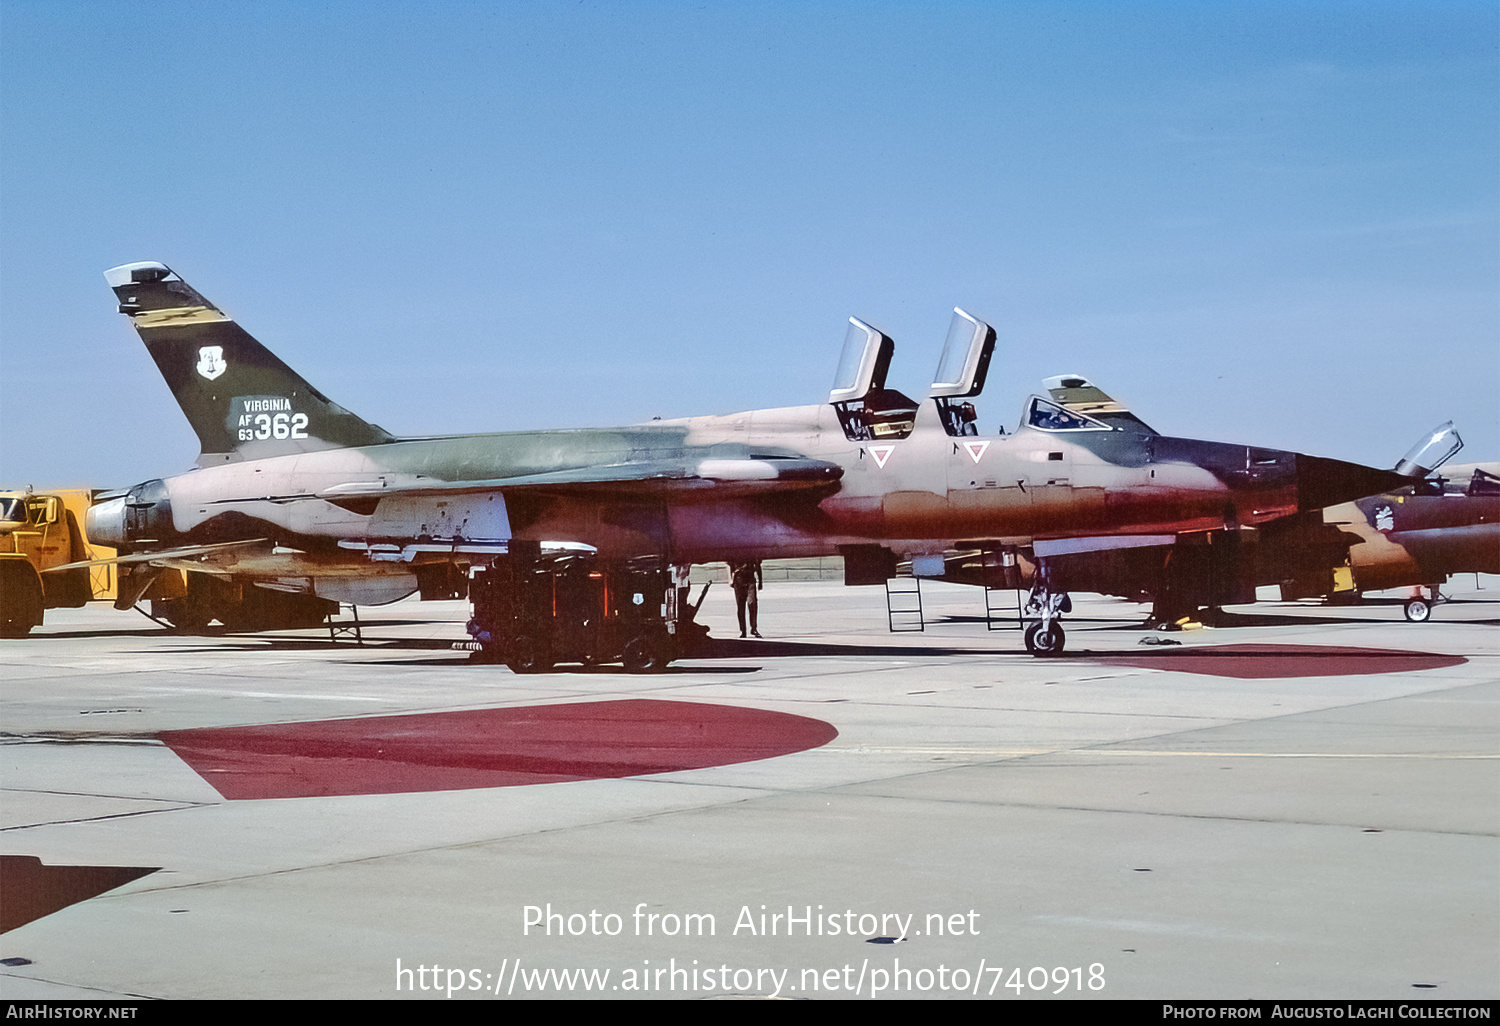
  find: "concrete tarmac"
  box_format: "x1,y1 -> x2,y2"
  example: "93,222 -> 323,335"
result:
2,579 -> 1496,1000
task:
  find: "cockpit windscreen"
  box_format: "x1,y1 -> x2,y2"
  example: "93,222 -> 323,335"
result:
1025,397 -> 1111,432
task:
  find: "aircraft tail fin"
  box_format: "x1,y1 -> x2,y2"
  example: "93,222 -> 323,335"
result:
1043,374 -> 1159,435
105,262 -> 395,465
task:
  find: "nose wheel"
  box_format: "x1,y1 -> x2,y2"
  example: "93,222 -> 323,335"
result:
1022,559 -> 1070,656
1402,587 -> 1444,623
1024,621 -> 1066,656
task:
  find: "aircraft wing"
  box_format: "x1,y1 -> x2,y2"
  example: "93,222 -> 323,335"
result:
318,456 -> 843,503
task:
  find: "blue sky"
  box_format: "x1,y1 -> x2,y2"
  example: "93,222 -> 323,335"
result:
2,0 -> 1495,487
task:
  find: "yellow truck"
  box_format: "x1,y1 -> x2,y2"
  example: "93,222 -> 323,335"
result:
0,489 -> 114,637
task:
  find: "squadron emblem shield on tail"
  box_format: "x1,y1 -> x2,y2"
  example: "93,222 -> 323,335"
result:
196,346 -> 227,381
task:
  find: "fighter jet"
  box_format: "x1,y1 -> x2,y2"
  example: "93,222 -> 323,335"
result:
81,262 -> 1412,658
935,381 -> 1482,627
1298,462 -> 1499,621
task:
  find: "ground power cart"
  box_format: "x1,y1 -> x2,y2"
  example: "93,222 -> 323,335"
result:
466,550 -> 704,673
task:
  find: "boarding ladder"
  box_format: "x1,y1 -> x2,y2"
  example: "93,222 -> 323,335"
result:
885,574 -> 924,633
327,604 -> 364,645
980,547 -> 1023,631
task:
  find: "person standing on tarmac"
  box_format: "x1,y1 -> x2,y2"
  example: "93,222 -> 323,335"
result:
730,560 -> 763,638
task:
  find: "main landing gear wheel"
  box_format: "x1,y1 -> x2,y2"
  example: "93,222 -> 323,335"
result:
1403,598 -> 1432,623
158,593 -> 215,634
1024,621 -> 1066,656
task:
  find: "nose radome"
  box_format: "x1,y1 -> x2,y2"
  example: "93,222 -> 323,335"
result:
1295,455 -> 1411,512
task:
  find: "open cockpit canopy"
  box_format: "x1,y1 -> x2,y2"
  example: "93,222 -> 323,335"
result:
828,317 -> 918,442
930,308 -> 995,437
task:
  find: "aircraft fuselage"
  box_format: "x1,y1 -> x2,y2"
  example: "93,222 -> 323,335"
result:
93,399 -> 1380,570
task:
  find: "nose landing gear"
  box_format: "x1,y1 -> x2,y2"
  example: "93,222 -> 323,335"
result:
1022,561 -> 1071,656
1402,585 -> 1447,622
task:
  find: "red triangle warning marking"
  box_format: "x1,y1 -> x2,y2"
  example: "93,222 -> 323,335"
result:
869,445 -> 894,469
963,440 -> 990,463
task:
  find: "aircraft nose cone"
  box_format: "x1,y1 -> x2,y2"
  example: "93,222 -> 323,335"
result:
1296,455 -> 1410,512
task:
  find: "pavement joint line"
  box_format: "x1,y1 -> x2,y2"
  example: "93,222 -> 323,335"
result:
0,971 -> 160,1001
48,786 -> 801,897
803,788 -> 1500,838
1075,676 -> 1498,741
1,805 -> 216,832
1,786 -> 214,804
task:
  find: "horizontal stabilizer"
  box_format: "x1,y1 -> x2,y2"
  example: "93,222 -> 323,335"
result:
45,537 -> 269,572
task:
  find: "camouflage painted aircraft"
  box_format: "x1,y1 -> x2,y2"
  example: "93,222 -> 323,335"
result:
936,381 -> 1487,626
1315,462 -> 1499,621
81,262 -> 1417,654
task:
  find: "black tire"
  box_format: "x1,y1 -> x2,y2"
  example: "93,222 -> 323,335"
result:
507,634 -> 552,674
0,562 -> 44,638
646,637 -> 673,672
1403,598 -> 1432,623
622,634 -> 662,673
166,607 -> 213,634
155,590 -> 216,634
468,648 -> 497,664
1024,621 -> 1066,656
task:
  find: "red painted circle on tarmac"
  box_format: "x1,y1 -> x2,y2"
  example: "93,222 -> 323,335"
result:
158,699 -> 838,800
1094,643 -> 1466,679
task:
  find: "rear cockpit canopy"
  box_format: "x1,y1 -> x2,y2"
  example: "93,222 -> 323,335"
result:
1469,467 -> 1500,497
929,308 -> 995,438
1409,465 -> 1500,498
